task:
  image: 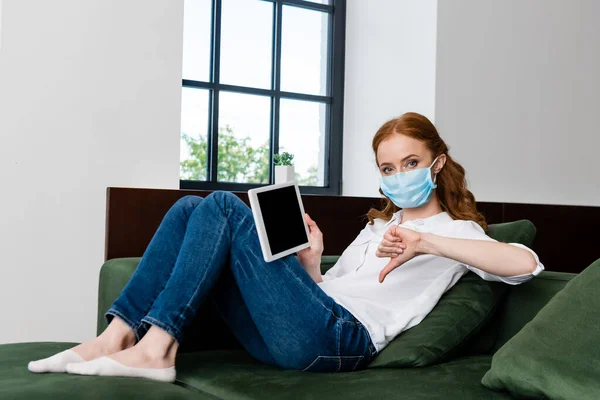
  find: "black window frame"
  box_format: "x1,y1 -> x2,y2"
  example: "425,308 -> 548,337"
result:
180,0 -> 346,195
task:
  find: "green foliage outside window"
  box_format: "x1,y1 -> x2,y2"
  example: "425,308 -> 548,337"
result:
180,125 -> 318,185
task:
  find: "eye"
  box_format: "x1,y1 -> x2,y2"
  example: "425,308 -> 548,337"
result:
382,166 -> 393,174
406,159 -> 418,168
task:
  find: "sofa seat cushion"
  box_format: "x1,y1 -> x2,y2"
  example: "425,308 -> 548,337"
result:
0,342 -> 210,400
2,342 -> 510,399
175,350 -> 511,400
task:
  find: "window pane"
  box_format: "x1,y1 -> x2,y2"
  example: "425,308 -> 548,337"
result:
182,0 -> 212,82
281,6 -> 329,95
218,92 -> 271,184
180,88 -> 210,181
305,0 -> 331,4
279,99 -> 326,186
220,0 -> 273,89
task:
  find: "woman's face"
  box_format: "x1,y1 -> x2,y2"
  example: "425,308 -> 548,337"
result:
376,134 -> 435,176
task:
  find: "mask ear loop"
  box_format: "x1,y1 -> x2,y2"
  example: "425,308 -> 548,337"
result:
430,155 -> 441,184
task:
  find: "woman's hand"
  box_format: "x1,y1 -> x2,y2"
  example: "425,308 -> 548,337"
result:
376,225 -> 422,283
296,213 -> 324,273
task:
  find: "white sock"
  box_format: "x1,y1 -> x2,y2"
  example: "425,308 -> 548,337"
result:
28,349 -> 85,373
65,356 -> 176,383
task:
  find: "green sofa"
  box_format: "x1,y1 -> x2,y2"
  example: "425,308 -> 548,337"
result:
1,253 -> 577,399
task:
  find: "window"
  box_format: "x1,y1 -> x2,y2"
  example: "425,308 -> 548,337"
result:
180,0 -> 346,195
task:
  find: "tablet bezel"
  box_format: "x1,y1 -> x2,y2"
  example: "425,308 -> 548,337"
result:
247,180 -> 311,262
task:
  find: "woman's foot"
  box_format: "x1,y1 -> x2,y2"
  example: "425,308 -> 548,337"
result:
28,316 -> 136,373
27,349 -> 85,373
65,325 -> 178,383
69,326 -> 136,362
28,337 -> 133,374
66,356 -> 177,382
65,346 -> 177,383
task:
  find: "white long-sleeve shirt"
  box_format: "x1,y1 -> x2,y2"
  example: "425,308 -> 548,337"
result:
318,210 -> 545,353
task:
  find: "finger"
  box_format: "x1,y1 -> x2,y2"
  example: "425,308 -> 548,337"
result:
379,246 -> 404,254
309,221 -> 322,235
391,226 -> 405,241
305,214 -> 321,230
386,241 -> 406,249
379,241 -> 405,251
376,250 -> 400,258
305,217 -> 318,230
380,239 -> 393,246
381,240 -> 406,249
384,231 -> 402,243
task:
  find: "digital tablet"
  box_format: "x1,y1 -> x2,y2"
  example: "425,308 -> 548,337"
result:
247,180 -> 311,262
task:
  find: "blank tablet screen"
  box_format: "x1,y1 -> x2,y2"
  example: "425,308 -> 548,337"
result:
256,185 -> 308,255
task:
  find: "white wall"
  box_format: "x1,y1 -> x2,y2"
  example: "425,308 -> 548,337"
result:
435,0 -> 600,206
0,0 -> 3,52
0,0 -> 183,344
342,0 -> 438,197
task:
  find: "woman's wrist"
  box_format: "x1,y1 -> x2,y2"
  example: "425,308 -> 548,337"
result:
301,259 -> 323,283
416,232 -> 442,256
297,255 -> 321,273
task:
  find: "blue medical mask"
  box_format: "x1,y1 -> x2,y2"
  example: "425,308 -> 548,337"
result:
379,156 -> 441,209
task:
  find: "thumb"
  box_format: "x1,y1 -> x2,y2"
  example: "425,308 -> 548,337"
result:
378,260 -> 396,283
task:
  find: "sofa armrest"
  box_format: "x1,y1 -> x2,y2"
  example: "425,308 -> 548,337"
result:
490,270 -> 577,351
97,257 -> 243,353
460,270 -> 577,357
97,257 -> 141,336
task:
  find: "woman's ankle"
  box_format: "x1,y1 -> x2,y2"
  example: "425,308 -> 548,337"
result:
98,332 -> 136,352
135,326 -> 179,362
98,317 -> 137,350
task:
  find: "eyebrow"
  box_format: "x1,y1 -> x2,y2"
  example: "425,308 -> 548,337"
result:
379,154 -> 419,167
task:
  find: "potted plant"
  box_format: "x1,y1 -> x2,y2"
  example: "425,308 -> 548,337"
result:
273,151 -> 295,184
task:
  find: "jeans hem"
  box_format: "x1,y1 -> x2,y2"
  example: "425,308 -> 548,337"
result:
105,308 -> 142,343
140,316 -> 184,344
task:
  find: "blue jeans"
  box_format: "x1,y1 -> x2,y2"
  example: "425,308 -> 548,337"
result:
105,191 -> 377,372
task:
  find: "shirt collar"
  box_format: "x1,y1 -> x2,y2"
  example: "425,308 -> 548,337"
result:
384,209 -> 453,228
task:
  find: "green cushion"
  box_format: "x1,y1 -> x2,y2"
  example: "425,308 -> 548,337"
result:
485,220 -> 536,246
367,220 -> 536,368
481,258 -> 600,399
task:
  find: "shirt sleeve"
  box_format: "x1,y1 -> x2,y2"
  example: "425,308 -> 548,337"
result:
455,220 -> 545,285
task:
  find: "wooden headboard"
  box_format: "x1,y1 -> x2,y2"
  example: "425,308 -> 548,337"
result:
105,187 -> 600,273
104,187 -> 386,261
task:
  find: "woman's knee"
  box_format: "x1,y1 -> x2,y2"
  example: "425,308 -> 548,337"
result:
174,194 -> 204,209
208,190 -> 247,213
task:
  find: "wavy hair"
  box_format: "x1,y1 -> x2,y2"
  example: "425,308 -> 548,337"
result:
366,112 -> 488,231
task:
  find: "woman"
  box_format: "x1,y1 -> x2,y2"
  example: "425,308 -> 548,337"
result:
28,112 -> 543,382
